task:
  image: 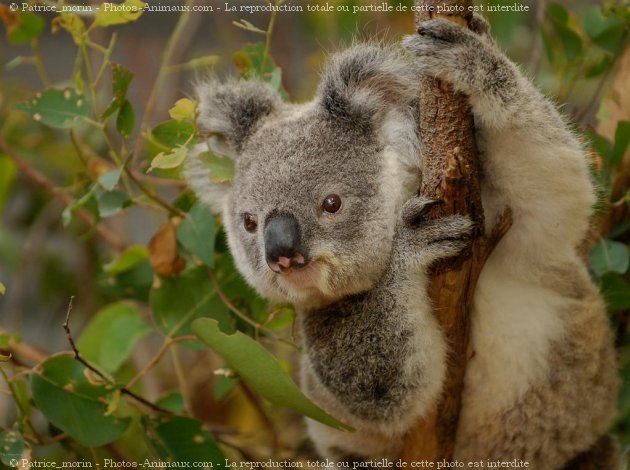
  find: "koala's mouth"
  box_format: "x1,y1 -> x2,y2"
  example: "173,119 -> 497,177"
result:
274,259 -> 323,289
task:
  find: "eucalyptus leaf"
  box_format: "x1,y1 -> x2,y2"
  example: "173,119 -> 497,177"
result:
612,121 -> 630,166
31,354 -> 131,446
168,98 -> 195,122
97,190 -> 131,217
589,239 -> 630,277
5,11 -> 44,44
77,303 -> 150,374
177,202 -> 216,267
149,146 -> 188,172
601,273 -> 630,311
150,266 -> 233,338
0,428 -> 27,466
117,99 -> 135,138
152,121 -> 196,147
98,169 -> 123,191
94,0 -> 145,27
142,415 -> 225,467
15,88 -> 89,129
193,318 -> 353,431
105,245 -> 149,274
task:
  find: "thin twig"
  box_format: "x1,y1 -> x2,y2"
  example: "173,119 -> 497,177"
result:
0,138 -> 127,252
31,38 -> 51,87
126,335 -> 196,389
63,297 -> 173,415
131,0 -> 195,168
527,0 -> 546,77
124,166 -> 186,218
169,346 -> 192,415
209,270 -> 297,349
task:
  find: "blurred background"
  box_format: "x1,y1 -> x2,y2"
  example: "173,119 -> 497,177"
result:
0,0 -> 629,465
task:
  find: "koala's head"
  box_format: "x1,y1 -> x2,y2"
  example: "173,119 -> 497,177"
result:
186,44 -> 421,309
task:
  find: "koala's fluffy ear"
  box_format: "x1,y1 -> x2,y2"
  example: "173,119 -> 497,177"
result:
196,79 -> 281,155
318,44 -> 417,128
186,80 -> 280,214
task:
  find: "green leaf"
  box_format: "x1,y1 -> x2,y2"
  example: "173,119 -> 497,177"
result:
117,100 -> 135,138
142,415 -> 225,467
62,183 -> 99,226
112,63 -> 134,105
177,202 -> 216,267
233,42 -> 279,79
94,0 -> 145,27
612,121 -> 630,166
601,273 -> 630,311
77,303 -> 150,374
546,3 -> 568,25
588,130 -> 614,164
152,121 -> 195,148
105,245 -> 149,274
15,88 -> 89,129
585,55 -> 612,78
168,98 -> 196,122
156,391 -> 186,414
102,64 -> 134,120
199,152 -> 235,183
31,354 -> 131,446
0,281 -> 5,295
0,428 -> 27,465
0,155 -> 17,213
4,10 -> 45,44
150,267 -> 233,338
556,24 -> 583,61
546,3 -> 582,61
51,12 -> 85,45
589,239 -> 630,277
583,7 -> 626,54
98,169 -> 123,191
97,190 -> 131,217
148,145 -> 188,172
193,318 -> 353,431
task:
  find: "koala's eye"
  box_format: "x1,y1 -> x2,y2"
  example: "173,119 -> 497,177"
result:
322,194 -> 342,214
243,213 -> 258,233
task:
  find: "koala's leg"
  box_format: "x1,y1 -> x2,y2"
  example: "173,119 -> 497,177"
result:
403,19 -> 596,256
300,197 -> 472,460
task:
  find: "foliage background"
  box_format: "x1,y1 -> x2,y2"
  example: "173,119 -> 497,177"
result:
0,0 -> 629,466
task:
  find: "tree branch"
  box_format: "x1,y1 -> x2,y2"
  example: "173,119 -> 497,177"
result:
402,0 -> 512,461
0,138 -> 127,253
63,296 -> 173,415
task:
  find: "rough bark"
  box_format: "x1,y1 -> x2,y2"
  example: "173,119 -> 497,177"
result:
401,0 -> 512,462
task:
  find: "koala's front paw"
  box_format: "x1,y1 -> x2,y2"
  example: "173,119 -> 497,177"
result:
397,196 -> 473,266
402,17 -> 502,96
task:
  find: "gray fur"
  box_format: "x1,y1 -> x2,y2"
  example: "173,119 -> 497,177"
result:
188,15 -> 619,468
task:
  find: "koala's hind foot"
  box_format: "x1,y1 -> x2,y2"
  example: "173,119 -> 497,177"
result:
395,196 -> 473,268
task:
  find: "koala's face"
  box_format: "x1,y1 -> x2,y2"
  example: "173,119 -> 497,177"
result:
225,113 -> 400,307
187,44 -> 420,308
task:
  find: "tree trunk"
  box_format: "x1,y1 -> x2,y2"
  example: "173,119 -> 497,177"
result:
401,0 -> 512,462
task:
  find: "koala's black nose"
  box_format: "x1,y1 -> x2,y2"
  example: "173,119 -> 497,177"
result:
264,214 -> 307,273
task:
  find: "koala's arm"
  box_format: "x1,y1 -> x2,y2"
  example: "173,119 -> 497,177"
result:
403,18 -> 596,258
301,198 -> 472,461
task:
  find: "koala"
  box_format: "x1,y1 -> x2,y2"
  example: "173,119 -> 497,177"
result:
186,15 -> 620,469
